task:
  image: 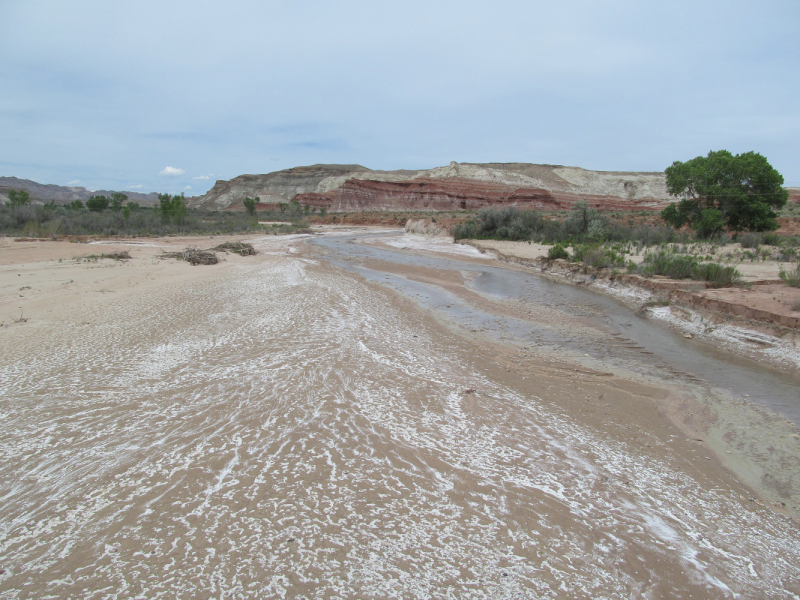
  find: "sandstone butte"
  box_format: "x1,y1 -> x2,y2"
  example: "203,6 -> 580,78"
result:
188,161 -> 681,213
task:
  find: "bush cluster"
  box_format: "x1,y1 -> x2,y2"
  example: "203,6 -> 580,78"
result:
572,244 -> 625,269
638,251 -> 741,287
451,203 -> 680,247
779,265 -> 800,287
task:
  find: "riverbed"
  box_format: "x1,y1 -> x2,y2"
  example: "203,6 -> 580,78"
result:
0,230 -> 798,598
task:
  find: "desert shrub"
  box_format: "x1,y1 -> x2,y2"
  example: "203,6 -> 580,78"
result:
738,232 -> 762,248
783,236 -> 800,248
573,244 -> 624,269
564,201 -> 603,236
547,244 -> 569,260
451,220 -> 478,240
451,207 -> 544,241
638,251 -> 741,287
709,231 -> 733,245
691,262 -> 742,287
780,264 -> 800,287
776,248 -> 798,261
77,251 -> 131,262
639,251 -> 696,279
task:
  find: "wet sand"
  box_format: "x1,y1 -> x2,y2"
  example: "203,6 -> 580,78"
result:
1,232 -> 799,598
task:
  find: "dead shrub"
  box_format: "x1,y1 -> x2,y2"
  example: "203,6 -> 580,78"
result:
213,241 -> 257,256
160,247 -> 219,265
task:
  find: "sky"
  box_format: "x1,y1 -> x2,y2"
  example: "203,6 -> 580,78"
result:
1,0 -> 798,196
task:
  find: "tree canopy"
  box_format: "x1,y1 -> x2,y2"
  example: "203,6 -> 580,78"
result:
6,189 -> 30,207
158,193 -> 188,223
110,192 -> 128,210
86,195 -> 110,212
661,150 -> 788,235
242,197 -> 257,216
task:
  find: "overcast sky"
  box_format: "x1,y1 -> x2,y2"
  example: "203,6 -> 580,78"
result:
2,0 -> 798,195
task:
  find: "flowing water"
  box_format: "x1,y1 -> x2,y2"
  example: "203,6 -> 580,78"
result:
315,232 -> 800,426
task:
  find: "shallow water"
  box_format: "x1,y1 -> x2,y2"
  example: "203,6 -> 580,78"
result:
315,232 -> 800,426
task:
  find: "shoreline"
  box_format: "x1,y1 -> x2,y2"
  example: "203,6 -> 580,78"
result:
346,232 -> 800,518
458,238 -> 800,373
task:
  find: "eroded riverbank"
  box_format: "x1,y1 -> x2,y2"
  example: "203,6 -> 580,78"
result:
1,231 -> 799,598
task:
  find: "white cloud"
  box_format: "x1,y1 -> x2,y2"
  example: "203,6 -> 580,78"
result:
184,185 -> 192,190
160,166 -> 185,176
127,183 -> 143,189
67,179 -> 80,185
193,174 -> 210,180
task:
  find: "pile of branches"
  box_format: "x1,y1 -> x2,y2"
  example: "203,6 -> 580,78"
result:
159,247 -> 219,266
213,241 -> 257,256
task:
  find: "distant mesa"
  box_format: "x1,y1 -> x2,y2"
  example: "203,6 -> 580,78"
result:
190,162 -> 677,213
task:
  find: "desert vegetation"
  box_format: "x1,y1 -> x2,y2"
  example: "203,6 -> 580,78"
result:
452,203 -> 682,246
780,264 -> 800,287
0,192 -> 310,237
453,203 -> 800,288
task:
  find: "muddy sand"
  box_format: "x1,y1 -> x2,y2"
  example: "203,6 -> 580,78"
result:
1,231 -> 799,598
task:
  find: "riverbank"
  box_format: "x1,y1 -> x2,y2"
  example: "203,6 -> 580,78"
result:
459,238 -> 800,371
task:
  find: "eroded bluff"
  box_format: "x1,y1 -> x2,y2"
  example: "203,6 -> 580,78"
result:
190,161 -> 674,212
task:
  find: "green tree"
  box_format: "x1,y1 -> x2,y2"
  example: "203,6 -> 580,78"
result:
69,199 -> 84,210
7,189 -> 30,207
662,150 -> 788,233
564,201 -> 605,237
242,197 -> 257,216
86,195 -> 110,212
158,193 -> 188,223
110,192 -> 128,211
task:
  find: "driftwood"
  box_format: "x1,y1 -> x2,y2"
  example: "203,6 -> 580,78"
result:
159,247 -> 219,266
213,241 -> 257,256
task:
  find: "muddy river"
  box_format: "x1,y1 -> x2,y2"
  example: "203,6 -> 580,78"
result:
316,232 -> 800,426
0,230 -> 798,598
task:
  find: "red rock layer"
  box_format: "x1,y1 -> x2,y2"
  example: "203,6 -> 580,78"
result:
294,178 -> 668,212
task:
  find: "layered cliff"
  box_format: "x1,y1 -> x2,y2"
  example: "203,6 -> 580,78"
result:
190,161 -> 674,212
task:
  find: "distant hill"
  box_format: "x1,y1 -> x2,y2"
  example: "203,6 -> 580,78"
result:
0,177 -> 159,206
191,162 -> 675,212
